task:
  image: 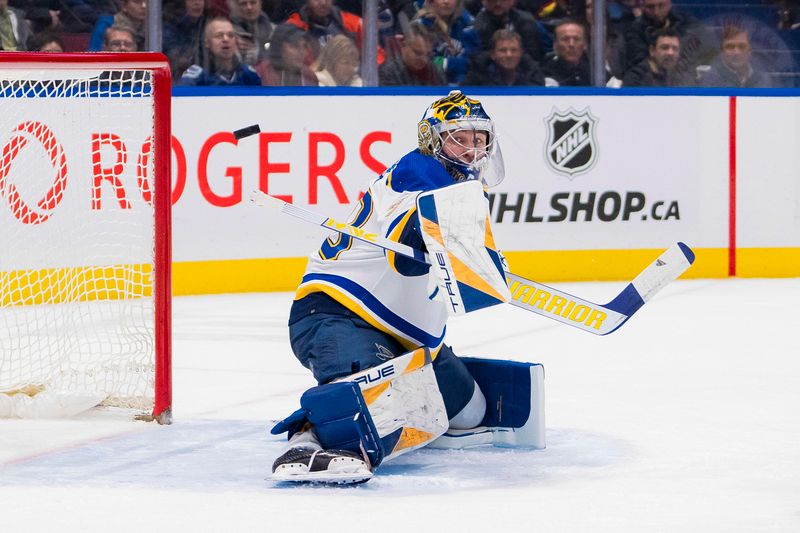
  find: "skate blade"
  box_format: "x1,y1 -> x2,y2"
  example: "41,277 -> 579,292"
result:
272,463 -> 373,485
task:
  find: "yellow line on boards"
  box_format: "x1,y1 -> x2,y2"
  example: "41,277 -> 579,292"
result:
4,249 -> 797,303
736,248 -> 800,278
172,257 -> 308,295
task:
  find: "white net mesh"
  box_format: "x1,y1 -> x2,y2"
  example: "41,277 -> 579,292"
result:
0,66 -> 160,414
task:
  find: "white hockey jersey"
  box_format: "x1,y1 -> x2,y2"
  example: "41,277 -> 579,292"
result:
294,150 -> 459,351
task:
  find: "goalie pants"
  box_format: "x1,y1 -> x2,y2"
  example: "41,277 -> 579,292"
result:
289,292 -> 476,420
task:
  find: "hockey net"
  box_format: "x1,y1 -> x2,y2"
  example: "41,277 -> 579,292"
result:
0,54 -> 172,422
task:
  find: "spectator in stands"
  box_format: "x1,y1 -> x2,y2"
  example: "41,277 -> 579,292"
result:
372,0 -> 407,48
180,17 -> 263,85
103,24 -> 138,51
22,0 -> 62,35
0,0 -> 32,50
586,0 -> 626,80
314,34 -> 362,86
541,19 -> 590,85
27,30 -> 64,51
607,0 -> 641,36
163,0 -> 207,80
623,27 -> 694,86
383,0 -> 420,38
776,0 -> 800,30
379,23 -> 446,85
700,25 -> 773,88
268,0 -> 303,22
98,25 -> 144,82
624,0 -> 713,74
286,0 -> 381,63
256,22 -> 318,85
473,0 -> 544,61
532,0 -> 584,42
231,0 -> 274,65
57,0 -> 100,33
89,0 -> 146,51
463,28 -> 544,85
412,0 -> 479,84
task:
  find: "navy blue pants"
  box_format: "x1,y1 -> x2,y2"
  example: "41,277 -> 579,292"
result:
288,293 -> 475,420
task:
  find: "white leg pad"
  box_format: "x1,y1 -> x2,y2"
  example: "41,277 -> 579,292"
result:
337,347 -> 449,462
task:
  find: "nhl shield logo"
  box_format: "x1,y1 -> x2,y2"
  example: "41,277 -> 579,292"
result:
544,108 -> 598,178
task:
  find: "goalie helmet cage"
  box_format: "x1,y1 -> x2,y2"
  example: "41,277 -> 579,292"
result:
0,53 -> 172,423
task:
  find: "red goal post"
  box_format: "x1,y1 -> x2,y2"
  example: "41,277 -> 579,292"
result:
0,53 -> 172,423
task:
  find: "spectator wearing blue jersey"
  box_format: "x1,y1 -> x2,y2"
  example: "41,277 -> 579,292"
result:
179,17 -> 263,86
412,0 -> 479,84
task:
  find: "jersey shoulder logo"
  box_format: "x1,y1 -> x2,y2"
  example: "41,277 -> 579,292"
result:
544,107 -> 598,178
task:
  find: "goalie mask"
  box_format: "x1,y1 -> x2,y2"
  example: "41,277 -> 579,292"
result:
418,90 -> 505,187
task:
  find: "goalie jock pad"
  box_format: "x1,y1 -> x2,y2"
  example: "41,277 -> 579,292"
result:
271,348 -> 448,468
417,180 -> 511,316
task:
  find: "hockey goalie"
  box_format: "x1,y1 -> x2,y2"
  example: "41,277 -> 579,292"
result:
271,91 -> 545,484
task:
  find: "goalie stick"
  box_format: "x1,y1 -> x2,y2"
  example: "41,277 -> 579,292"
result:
251,190 -> 695,335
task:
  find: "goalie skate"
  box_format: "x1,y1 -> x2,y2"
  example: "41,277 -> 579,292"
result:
271,447 -> 373,484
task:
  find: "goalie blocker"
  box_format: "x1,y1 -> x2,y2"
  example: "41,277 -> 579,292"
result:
417,180 -> 511,316
271,351 -> 545,479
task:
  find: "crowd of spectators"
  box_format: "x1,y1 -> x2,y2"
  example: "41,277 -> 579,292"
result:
1,0 -> 798,87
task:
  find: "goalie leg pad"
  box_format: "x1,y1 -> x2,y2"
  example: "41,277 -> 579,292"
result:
272,348 -> 449,468
428,357 -> 545,450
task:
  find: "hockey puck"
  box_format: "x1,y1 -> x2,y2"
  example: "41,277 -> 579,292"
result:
233,124 -> 261,140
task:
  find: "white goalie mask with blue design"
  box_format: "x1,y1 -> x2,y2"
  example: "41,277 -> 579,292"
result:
418,90 -> 505,187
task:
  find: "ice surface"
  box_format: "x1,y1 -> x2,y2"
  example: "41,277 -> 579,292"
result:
1,279 -> 799,532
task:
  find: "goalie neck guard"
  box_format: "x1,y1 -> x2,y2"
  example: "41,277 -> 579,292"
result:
418,90 -> 505,187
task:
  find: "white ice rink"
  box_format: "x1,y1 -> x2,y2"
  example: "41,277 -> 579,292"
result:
1,278 -> 799,532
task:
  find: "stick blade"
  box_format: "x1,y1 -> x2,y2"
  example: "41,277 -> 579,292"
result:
249,189 -> 285,209
632,242 -> 695,303
677,242 -> 696,264
601,242 -> 695,333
